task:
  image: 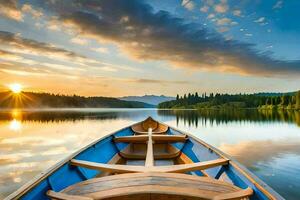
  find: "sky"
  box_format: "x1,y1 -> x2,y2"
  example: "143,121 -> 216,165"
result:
0,0 -> 299,97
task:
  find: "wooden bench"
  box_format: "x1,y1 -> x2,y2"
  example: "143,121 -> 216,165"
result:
47,172 -> 253,200
70,158 -> 229,173
114,135 -> 187,143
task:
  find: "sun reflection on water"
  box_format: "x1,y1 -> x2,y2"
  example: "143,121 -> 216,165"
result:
11,110 -> 21,119
8,110 -> 23,131
13,177 -> 22,183
9,119 -> 22,131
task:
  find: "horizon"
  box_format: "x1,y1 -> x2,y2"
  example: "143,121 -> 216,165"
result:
0,0 -> 300,97
0,89 -> 298,99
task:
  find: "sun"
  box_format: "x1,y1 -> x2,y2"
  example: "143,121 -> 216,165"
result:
9,83 -> 23,94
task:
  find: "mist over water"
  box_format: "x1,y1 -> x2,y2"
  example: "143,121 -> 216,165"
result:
0,108 -> 299,199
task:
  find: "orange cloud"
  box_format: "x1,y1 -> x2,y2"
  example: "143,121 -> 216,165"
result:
0,0 -> 22,21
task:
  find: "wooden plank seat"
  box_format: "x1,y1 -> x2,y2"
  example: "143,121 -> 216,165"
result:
114,135 -> 187,143
119,149 -> 181,160
119,143 -> 182,160
70,158 -> 229,173
47,172 -> 253,200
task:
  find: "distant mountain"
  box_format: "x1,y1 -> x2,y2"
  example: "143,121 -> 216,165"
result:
120,95 -> 175,105
0,92 -> 154,108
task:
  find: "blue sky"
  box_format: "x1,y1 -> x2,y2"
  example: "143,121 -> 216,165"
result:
0,0 -> 299,96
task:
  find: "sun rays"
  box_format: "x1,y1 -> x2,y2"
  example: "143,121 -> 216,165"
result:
0,84 -> 34,108
9,83 -> 22,94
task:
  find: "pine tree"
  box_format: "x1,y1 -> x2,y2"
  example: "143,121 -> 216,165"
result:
176,94 -> 179,101
291,96 -> 296,105
296,91 -> 300,109
276,96 -> 281,105
270,97 -> 274,105
266,98 -> 270,105
281,95 -> 288,106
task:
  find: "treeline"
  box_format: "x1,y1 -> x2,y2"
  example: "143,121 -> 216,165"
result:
260,92 -> 300,110
158,91 -> 300,110
0,91 -> 154,108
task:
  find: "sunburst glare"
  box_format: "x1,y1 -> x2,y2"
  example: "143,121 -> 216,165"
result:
9,83 -> 22,94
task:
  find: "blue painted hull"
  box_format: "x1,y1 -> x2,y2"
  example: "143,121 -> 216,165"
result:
6,121 -> 284,200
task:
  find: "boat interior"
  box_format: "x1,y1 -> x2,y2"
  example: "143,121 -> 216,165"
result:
46,117 -> 254,200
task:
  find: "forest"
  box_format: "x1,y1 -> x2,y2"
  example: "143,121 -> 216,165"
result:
158,91 -> 300,110
0,91 -> 154,108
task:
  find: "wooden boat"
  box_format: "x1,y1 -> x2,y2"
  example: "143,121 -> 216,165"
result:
6,117 -> 284,200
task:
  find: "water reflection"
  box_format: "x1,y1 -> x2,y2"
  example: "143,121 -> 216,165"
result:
0,109 -> 299,199
0,108 -> 172,122
219,139 -> 300,167
11,110 -> 21,119
8,110 -> 23,131
9,119 -> 22,131
159,109 -> 300,127
0,108 -> 299,126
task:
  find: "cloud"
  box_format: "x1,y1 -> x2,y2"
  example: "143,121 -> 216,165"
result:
273,0 -> 283,9
70,37 -> 89,45
27,0 -> 300,76
204,0 -> 215,6
127,78 -> 190,85
254,17 -> 268,26
0,68 -> 48,77
200,6 -> 209,13
230,21 -> 238,26
182,0 -> 195,11
92,47 -> 109,54
207,13 -> 215,19
21,4 -> 43,19
1,47 -> 91,76
0,49 -> 39,65
47,17 -> 61,31
41,62 -> 85,72
254,17 -> 265,23
216,18 -> 232,26
0,31 -> 97,65
0,61 -> 83,79
0,0 -> 22,21
99,66 -> 117,72
217,27 -> 229,33
0,49 -> 13,56
214,0 -> 229,13
0,47 -> 138,81
232,10 -> 242,17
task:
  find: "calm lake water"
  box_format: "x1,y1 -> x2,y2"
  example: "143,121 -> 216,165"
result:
1,108 -> 300,199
